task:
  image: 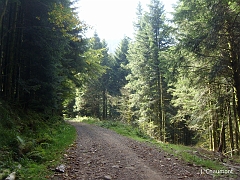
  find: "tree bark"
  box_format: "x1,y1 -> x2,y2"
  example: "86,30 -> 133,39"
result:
228,98 -> 234,155
218,120 -> 226,154
233,90 -> 239,155
212,113 -> 219,151
102,88 -> 107,120
8,2 -> 19,100
0,0 -> 9,30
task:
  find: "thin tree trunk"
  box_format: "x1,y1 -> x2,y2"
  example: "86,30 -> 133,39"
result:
212,113 -> 218,151
0,0 -> 9,30
102,88 -> 107,120
228,98 -> 234,156
159,69 -> 165,142
0,0 -> 9,96
218,120 -> 226,154
14,4 -> 24,102
3,2 -> 13,99
208,88 -> 213,150
157,68 -> 162,140
8,2 -> 19,100
0,13 -> 4,95
209,117 -> 213,150
233,89 -> 239,155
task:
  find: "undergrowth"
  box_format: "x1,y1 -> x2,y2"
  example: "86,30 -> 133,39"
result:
74,116 -> 235,177
0,104 -> 76,180
75,116 -> 149,141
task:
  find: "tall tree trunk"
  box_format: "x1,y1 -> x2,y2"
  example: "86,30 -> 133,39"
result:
218,120 -> 226,153
157,68 -> 162,140
209,117 -> 213,150
212,111 -> 218,151
208,88 -> 214,150
3,2 -> 13,99
0,12 -> 5,95
229,32 -> 240,128
0,1 -> 9,96
159,62 -> 165,142
102,88 -> 107,120
8,2 -> 19,101
228,98 -> 234,155
14,4 -> 24,102
233,90 -> 239,155
233,72 -> 240,120
0,0 -> 9,30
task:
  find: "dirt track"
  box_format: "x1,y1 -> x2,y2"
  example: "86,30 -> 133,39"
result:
51,122 -> 213,179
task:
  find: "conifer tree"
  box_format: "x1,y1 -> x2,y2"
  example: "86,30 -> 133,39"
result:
75,33 -> 109,119
124,0 -> 172,141
172,0 -> 240,152
0,0 -> 92,117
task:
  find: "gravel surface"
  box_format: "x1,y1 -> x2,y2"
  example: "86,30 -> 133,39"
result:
51,122 -> 216,180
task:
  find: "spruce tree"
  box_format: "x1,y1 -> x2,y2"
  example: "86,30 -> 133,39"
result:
124,0 -> 172,141
172,0 -> 240,152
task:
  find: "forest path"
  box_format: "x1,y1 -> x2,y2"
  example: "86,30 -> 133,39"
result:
52,122 -> 211,180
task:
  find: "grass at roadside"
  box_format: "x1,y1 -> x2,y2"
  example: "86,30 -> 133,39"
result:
73,116 -> 150,141
17,121 -> 76,179
0,104 -> 76,180
73,117 -> 232,173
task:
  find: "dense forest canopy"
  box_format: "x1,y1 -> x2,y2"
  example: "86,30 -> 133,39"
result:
1,0 -> 240,154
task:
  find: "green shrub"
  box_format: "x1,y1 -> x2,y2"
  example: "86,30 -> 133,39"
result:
0,103 -> 76,179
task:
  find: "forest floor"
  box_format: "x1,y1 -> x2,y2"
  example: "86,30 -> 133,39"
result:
50,122 -> 237,180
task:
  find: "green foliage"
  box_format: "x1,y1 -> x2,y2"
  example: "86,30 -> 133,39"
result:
111,36 -> 130,94
48,2 -> 86,40
75,117 -> 150,141
74,33 -> 114,119
77,116 -> 101,124
0,103 -> 76,179
159,143 -> 231,175
17,122 -> 76,179
0,0 -> 94,115
123,0 -> 174,142
171,0 -> 240,152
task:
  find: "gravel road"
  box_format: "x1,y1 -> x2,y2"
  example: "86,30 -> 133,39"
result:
51,122 -> 213,180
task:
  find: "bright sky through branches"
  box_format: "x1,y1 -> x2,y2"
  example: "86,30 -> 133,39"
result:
76,0 -> 177,52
